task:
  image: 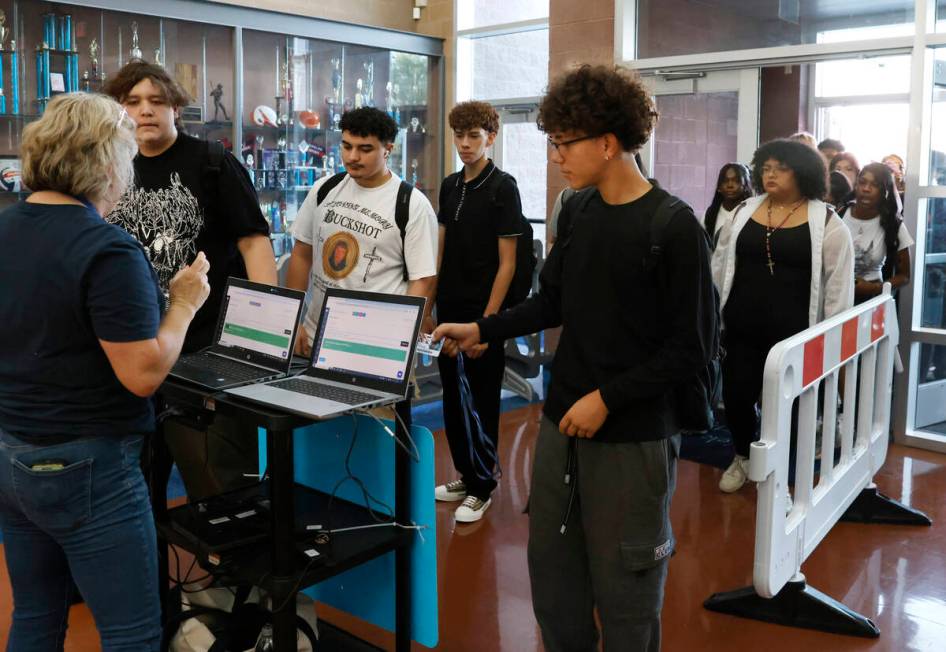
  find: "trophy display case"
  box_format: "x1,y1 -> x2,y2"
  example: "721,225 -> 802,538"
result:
0,1 -> 236,207
241,31 -> 441,256
0,0 -> 443,253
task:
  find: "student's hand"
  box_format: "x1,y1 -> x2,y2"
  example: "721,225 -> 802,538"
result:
854,278 -> 881,299
466,342 -> 489,359
442,338 -> 460,358
295,324 -> 312,358
433,322 -> 480,353
559,390 -> 609,438
168,252 -> 211,316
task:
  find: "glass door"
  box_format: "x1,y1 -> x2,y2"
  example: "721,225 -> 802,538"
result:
641,69 -> 760,219
493,104 -> 548,249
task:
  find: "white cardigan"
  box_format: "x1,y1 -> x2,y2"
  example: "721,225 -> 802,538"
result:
712,194 -> 855,328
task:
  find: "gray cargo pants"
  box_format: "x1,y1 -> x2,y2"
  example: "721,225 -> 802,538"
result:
528,416 -> 680,652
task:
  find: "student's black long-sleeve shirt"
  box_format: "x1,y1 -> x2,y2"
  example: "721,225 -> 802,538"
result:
477,186 -> 716,443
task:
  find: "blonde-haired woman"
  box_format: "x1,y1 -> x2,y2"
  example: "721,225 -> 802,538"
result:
0,93 -> 210,650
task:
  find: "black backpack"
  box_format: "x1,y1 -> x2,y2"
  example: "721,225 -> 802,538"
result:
497,172 -> 538,307
561,190 -> 722,433
317,171 -> 414,281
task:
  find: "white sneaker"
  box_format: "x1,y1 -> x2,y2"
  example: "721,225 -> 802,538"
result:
435,480 -> 467,502
719,455 -> 750,493
455,496 -> 491,523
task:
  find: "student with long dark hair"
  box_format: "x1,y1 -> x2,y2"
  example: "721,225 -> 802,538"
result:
840,162 -> 913,303
704,163 -> 753,239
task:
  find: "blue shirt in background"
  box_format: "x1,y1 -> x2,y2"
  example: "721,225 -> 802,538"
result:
0,202 -> 163,438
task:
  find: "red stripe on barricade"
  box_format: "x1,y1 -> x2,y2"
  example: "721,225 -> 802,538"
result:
871,304 -> 886,342
803,334 -> 825,387
841,317 -> 859,362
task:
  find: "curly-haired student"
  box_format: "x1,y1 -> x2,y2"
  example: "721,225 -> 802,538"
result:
434,64 -> 717,652
433,101 -> 525,522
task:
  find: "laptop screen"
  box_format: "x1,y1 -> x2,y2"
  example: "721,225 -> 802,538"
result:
312,295 -> 420,383
217,284 -> 299,363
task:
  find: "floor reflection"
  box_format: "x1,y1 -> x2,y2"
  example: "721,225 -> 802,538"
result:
2,406 -> 945,651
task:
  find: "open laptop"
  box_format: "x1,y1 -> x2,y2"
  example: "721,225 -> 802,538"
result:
169,277 -> 305,390
225,288 -> 425,419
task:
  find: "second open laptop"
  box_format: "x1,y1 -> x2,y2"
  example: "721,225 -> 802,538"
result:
169,277 -> 306,390
225,288 -> 425,419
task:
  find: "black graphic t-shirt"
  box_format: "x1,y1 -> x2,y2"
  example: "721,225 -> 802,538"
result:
107,133 -> 270,352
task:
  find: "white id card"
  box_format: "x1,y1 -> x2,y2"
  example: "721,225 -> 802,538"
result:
416,332 -> 444,357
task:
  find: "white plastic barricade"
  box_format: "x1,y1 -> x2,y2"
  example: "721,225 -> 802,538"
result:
704,286 -> 930,638
752,288 -> 897,598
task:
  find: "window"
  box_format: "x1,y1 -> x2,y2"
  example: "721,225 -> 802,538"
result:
635,0 -> 915,59
812,55 -> 910,168
457,0 -> 549,30
457,28 -> 548,102
454,0 -> 550,237
929,49 -> 946,185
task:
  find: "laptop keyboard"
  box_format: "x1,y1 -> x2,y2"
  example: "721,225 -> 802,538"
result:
178,353 -> 270,381
271,378 -> 377,406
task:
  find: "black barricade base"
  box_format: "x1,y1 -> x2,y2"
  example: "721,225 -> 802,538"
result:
839,486 -> 932,526
703,579 -> 881,638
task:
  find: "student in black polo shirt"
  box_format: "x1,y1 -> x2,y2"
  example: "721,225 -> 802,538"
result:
434,101 -> 522,523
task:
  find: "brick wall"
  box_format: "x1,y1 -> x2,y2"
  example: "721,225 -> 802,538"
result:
547,0 -> 615,238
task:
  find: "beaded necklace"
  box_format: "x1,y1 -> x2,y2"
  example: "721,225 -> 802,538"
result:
765,198 -> 805,275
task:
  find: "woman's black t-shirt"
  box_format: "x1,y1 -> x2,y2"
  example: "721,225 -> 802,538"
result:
107,133 -> 270,353
724,219 -> 812,342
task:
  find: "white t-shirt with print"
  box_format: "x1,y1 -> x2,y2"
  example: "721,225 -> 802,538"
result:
842,212 -> 914,282
291,172 -> 438,334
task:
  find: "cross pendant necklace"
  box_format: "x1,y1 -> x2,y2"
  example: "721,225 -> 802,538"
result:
765,198 -> 805,276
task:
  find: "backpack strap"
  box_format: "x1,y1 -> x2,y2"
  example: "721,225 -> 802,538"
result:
395,180 -> 414,282
644,194 -> 685,272
200,141 -> 227,218
558,187 -> 596,249
486,169 -> 514,205
316,171 -> 348,205
206,140 -> 225,174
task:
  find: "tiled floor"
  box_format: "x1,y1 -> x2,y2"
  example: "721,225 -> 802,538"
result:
2,402 -> 945,651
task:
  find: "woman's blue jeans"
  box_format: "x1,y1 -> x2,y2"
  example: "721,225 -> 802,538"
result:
0,427 -> 161,651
